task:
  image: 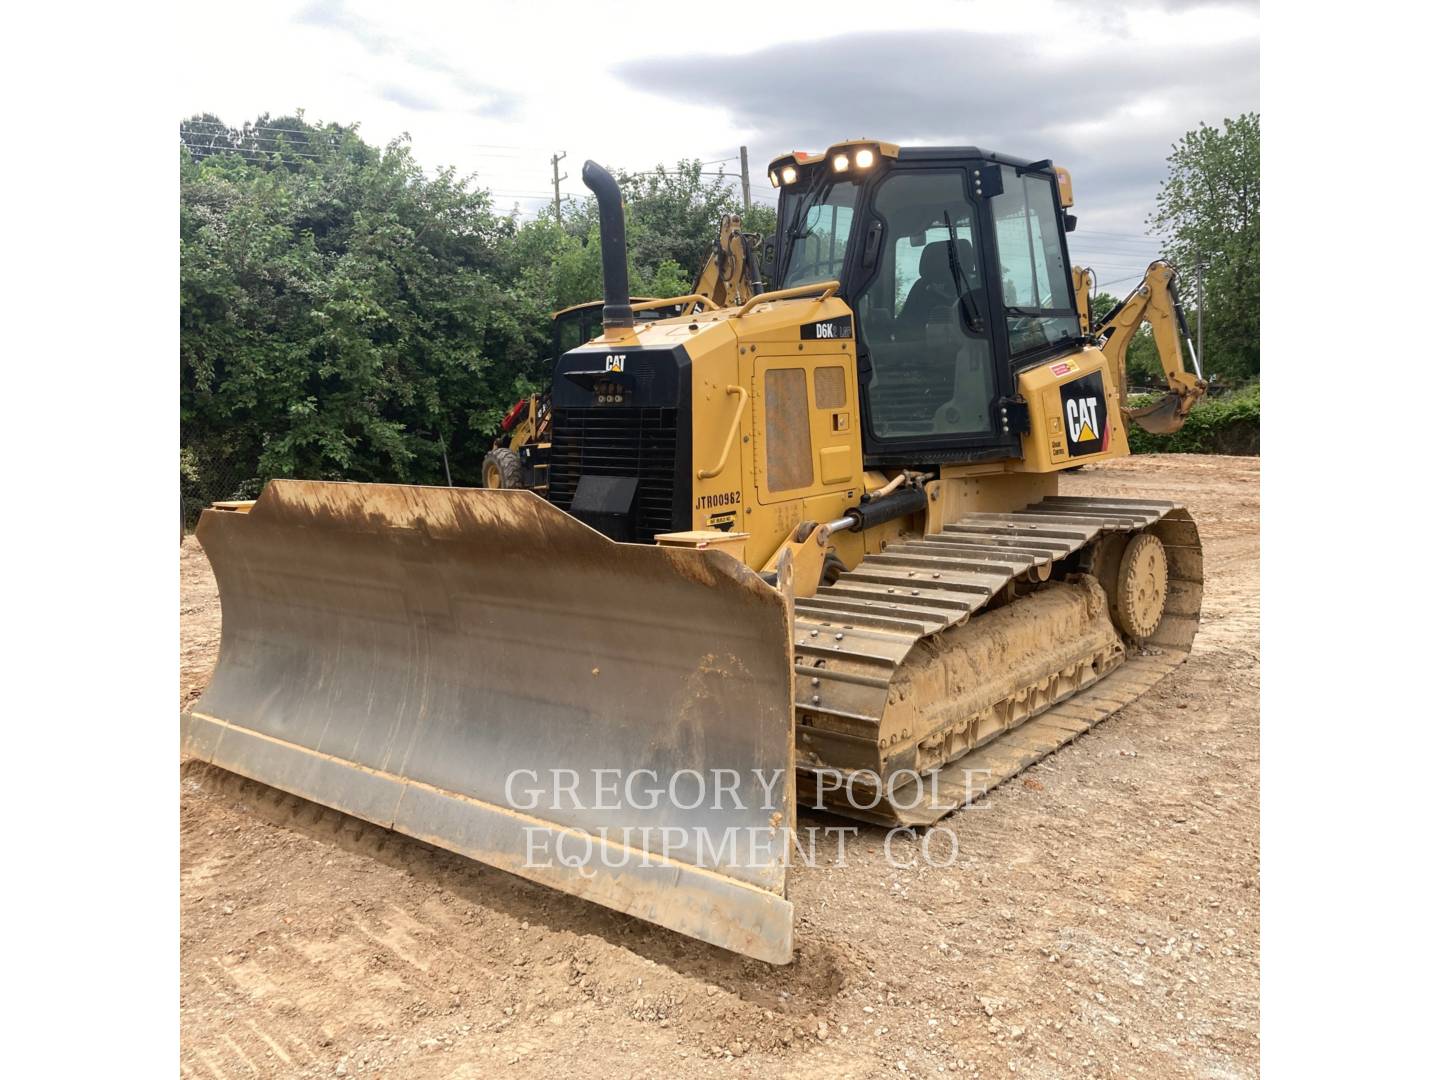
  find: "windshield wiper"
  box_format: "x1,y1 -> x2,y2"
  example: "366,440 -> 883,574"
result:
786,184 -> 826,240
942,210 -> 983,333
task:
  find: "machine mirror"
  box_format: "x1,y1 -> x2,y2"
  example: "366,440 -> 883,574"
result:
976,163 -> 1004,199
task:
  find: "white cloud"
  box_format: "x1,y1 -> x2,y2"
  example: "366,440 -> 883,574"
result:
179,0 -> 1258,272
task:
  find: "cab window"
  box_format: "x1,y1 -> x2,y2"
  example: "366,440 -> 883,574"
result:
553,312 -> 586,356
855,171 -> 996,440
991,169 -> 1079,355
781,183 -> 857,287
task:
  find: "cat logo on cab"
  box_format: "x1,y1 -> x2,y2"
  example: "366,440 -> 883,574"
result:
1059,371 -> 1109,457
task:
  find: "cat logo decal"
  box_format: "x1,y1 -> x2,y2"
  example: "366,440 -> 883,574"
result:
1059,372 -> 1109,456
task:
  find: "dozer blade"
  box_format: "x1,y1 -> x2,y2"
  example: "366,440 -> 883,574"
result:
182,480 -> 797,963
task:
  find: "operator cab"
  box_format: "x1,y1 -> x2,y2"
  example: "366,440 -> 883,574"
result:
771,142 -> 1082,466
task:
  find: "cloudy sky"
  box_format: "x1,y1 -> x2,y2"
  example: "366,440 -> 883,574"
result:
179,0 -> 1258,289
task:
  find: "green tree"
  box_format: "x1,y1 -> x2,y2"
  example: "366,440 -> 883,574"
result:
1148,113 -> 1259,380
615,160 -> 744,277
181,114 -> 546,511
1089,288 -> 1122,325
506,159 -> 776,315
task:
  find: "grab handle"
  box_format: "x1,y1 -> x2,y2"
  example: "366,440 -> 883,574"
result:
697,385 -> 749,480
735,280 -> 839,317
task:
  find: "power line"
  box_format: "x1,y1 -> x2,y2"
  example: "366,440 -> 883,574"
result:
1071,256 -> 1160,268
471,142 -> 551,152
181,121 -> 358,138
1073,242 -> 1159,255
1074,228 -> 1157,242
185,127 -> 767,197
1071,240 -> 1160,251
625,171 -> 736,179
1082,273 -> 1150,281
1094,274 -> 1146,289
181,142 -> 578,197
182,132 -> 781,213
1075,241 -> 1159,250
179,142 -> 329,163
1071,244 -> 1158,255
180,120 -> 313,130
1074,254 -> 1159,268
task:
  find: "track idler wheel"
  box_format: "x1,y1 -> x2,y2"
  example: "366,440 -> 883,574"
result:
1114,532 -> 1168,641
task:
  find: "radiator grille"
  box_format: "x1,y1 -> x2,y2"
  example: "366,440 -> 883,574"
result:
547,407 -> 681,543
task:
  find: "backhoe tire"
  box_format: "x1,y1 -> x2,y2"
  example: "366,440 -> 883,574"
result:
482,448 -> 524,490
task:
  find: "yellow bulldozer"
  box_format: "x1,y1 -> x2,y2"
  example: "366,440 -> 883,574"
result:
183,141 -> 1206,965
481,215 -> 763,492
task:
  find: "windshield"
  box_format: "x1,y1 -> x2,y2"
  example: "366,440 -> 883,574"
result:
780,181 -> 858,287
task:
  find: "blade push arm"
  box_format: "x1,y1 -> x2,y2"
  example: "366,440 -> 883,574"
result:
1092,260 -> 1207,435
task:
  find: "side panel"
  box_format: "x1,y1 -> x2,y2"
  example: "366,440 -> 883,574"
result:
686,324 -> 748,538
1014,345 -> 1131,471
183,480 -> 797,963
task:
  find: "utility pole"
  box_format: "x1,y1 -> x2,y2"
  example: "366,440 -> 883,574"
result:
739,145 -> 751,211
550,151 -> 567,220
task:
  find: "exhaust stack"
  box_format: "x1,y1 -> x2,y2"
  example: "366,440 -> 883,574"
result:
581,160 -> 634,330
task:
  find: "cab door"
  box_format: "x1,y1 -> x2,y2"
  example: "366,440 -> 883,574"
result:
847,165 -> 1017,462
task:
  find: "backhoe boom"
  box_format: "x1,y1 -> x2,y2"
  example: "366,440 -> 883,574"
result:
1076,260 -> 1207,435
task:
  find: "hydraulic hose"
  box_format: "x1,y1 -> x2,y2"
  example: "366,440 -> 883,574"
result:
827,485 -> 929,534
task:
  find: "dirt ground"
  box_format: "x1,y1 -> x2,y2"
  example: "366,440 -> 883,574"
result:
179,453 -> 1259,1079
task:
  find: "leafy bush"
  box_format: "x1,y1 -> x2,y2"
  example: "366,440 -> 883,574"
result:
1126,382 -> 1259,455
180,114 -> 777,506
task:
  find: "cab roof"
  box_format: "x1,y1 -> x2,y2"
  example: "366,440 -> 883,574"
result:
768,140 -> 1044,172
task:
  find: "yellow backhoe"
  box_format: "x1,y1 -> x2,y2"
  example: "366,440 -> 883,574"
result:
1074,262 -> 1207,434
184,141 -> 1206,964
481,215 -> 763,491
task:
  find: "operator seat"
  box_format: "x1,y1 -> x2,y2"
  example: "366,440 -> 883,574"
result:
895,238 -> 978,337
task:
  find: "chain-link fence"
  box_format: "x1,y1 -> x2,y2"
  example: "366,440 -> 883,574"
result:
180,430 -> 483,532
181,439 -> 266,530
